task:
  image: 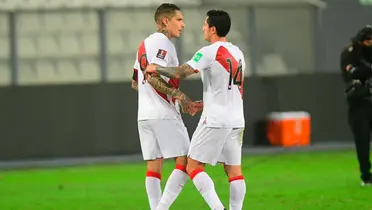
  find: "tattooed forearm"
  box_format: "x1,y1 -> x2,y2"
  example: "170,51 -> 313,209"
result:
131,80 -> 138,92
155,64 -> 196,79
147,74 -> 198,116
147,75 -> 183,99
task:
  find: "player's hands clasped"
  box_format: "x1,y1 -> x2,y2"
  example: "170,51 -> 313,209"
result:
177,94 -> 197,116
145,63 -> 203,116
178,98 -> 203,116
193,100 -> 203,113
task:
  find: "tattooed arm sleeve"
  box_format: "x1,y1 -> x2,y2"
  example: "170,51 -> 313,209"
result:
155,63 -> 196,79
147,74 -> 196,115
147,74 -> 185,100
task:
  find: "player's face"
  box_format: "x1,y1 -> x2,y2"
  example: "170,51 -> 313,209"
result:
166,10 -> 185,38
202,17 -> 214,42
202,18 -> 210,41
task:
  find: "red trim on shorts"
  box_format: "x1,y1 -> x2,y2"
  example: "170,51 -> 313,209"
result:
146,171 -> 161,180
175,164 -> 187,173
189,168 -> 204,180
229,175 -> 244,183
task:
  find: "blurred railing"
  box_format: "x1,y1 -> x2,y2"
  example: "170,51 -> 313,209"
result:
0,3 -> 323,86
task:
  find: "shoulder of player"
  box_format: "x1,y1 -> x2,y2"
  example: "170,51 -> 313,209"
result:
233,44 -> 244,55
228,44 -> 245,59
211,42 -> 242,53
147,33 -> 172,46
199,43 -> 221,57
192,45 -> 215,61
199,44 -> 214,51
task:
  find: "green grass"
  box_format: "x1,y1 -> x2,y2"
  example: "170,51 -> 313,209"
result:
0,150 -> 371,210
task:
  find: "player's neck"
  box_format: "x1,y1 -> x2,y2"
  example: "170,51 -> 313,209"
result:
157,28 -> 172,40
210,36 -> 227,44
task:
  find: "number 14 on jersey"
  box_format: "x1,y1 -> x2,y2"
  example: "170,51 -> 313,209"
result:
226,58 -> 243,90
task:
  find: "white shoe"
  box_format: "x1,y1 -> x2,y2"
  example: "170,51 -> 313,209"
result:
361,180 -> 372,187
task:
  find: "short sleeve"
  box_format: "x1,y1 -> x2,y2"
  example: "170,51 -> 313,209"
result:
149,37 -> 172,67
186,46 -> 213,72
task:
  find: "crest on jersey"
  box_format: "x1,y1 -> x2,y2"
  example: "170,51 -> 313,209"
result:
156,49 -> 167,60
193,52 -> 203,62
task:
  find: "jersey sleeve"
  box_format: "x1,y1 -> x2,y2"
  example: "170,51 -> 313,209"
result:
186,46 -> 213,72
149,37 -> 172,67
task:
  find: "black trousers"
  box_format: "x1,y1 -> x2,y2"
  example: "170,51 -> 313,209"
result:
348,100 -> 372,180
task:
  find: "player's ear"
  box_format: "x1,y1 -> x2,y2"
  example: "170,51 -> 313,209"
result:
162,16 -> 169,27
210,26 -> 217,35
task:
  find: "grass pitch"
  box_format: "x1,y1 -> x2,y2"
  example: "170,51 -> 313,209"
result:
0,150 -> 371,210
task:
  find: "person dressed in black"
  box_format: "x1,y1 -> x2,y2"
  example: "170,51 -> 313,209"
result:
341,25 -> 372,186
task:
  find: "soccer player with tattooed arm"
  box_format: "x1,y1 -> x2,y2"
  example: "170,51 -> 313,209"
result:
146,10 -> 246,210
131,3 -> 202,210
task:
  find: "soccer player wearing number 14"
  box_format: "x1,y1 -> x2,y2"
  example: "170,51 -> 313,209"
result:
146,10 -> 246,210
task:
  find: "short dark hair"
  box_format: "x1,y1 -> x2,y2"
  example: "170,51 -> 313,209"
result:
154,3 -> 181,24
206,10 -> 231,37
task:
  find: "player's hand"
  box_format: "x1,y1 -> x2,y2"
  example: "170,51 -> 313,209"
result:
145,64 -> 159,82
193,100 -> 203,113
178,100 -> 198,116
177,94 -> 198,116
145,64 -> 157,74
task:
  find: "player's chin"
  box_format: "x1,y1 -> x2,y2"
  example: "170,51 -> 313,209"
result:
174,32 -> 181,38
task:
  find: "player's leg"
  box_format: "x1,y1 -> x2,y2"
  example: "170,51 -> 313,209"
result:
138,120 -> 164,210
146,158 -> 164,210
186,125 -> 231,210
156,156 -> 188,210
219,128 -> 246,210
152,120 -> 190,210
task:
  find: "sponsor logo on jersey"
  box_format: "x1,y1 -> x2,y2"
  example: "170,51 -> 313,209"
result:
156,49 -> 167,59
193,52 -> 203,62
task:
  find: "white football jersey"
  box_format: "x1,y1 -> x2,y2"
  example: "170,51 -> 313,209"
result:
186,41 -> 245,128
133,32 -> 181,121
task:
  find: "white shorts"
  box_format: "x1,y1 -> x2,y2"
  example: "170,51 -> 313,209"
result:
188,124 -> 244,166
138,119 -> 190,160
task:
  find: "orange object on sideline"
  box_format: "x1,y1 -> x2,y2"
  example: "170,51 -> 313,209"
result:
266,111 -> 311,147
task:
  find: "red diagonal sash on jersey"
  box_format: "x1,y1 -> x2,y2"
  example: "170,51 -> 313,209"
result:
215,46 -> 243,97
137,41 -> 180,104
